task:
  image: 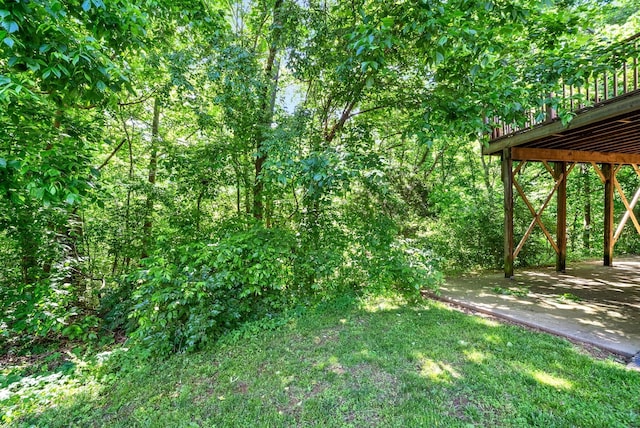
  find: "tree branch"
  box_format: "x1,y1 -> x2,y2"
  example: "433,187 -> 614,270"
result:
118,88 -> 159,107
347,104 -> 391,119
98,138 -> 127,170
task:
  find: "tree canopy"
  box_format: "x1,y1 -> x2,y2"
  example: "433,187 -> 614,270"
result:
1,0 -> 638,353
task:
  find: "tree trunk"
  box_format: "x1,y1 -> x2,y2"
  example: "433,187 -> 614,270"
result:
479,143 -> 494,196
582,164 -> 591,250
142,97 -> 160,259
253,0 -> 283,221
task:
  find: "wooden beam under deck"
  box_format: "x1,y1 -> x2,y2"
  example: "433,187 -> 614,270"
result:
604,164 -> 615,266
502,148 -> 514,279
511,147 -> 640,164
555,162 -> 567,272
486,38 -> 640,277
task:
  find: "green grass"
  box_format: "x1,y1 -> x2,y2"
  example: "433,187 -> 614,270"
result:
2,295 -> 639,427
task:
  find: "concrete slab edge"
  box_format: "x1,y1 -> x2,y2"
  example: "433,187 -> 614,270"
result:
431,294 -> 636,360
628,353 -> 640,371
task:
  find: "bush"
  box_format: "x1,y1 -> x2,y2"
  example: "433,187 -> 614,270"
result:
127,225 -> 296,354
1,261 -> 101,350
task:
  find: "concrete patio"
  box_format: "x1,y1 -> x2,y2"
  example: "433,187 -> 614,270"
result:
440,257 -> 640,359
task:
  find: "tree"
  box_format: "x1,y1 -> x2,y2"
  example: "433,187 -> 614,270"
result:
2,0 -> 637,351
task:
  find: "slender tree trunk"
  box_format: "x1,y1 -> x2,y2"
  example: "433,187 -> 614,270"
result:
253,0 -> 283,221
111,254 -> 119,276
142,97 -> 160,259
237,176 -> 241,215
123,125 -> 134,269
582,164 -> 592,250
479,143 -> 494,196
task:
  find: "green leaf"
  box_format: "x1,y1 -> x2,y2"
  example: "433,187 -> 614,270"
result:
435,51 -> 444,64
6,21 -> 18,34
96,80 -> 107,91
366,76 -> 374,89
26,61 -> 40,72
66,193 -> 77,204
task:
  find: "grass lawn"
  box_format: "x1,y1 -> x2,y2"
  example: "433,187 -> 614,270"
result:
2,295 -> 639,427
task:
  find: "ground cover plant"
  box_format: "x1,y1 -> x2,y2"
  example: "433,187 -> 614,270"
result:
2,295 -> 638,427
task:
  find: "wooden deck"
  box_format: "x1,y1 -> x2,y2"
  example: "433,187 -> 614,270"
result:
484,90 -> 640,162
482,34 -> 640,278
485,34 -> 640,158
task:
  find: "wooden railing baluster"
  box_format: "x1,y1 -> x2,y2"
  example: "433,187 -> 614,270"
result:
486,33 -> 639,141
570,85 -> 574,110
585,76 -> 590,104
613,59 -> 618,97
634,41 -> 638,90
623,60 -> 628,93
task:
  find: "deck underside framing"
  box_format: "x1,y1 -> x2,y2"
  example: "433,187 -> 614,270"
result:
492,93 -> 640,278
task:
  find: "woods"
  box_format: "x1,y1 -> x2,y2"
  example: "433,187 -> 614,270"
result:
1,0 -> 639,356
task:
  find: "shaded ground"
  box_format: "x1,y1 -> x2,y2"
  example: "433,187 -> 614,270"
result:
440,257 -> 640,358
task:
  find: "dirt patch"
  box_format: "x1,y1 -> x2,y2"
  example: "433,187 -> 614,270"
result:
347,363 -> 402,403
279,381 -> 330,416
449,394 -> 471,420
313,330 -> 341,346
234,381 -> 249,394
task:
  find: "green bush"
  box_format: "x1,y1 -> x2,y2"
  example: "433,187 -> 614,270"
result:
1,261 -> 101,349
127,225 -> 296,354
125,214 -> 443,355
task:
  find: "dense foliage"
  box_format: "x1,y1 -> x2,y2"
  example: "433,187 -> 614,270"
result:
1,0 -> 638,355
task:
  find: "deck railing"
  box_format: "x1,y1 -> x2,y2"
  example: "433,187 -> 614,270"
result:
489,33 -> 640,140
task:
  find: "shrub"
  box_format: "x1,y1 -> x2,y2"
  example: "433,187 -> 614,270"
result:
127,225 -> 295,354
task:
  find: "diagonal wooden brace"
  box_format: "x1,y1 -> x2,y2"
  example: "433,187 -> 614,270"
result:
512,163 -> 574,258
613,163 -> 640,243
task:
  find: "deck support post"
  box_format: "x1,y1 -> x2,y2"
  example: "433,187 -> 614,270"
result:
502,148 -> 514,278
603,163 -> 615,266
555,162 -> 567,272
